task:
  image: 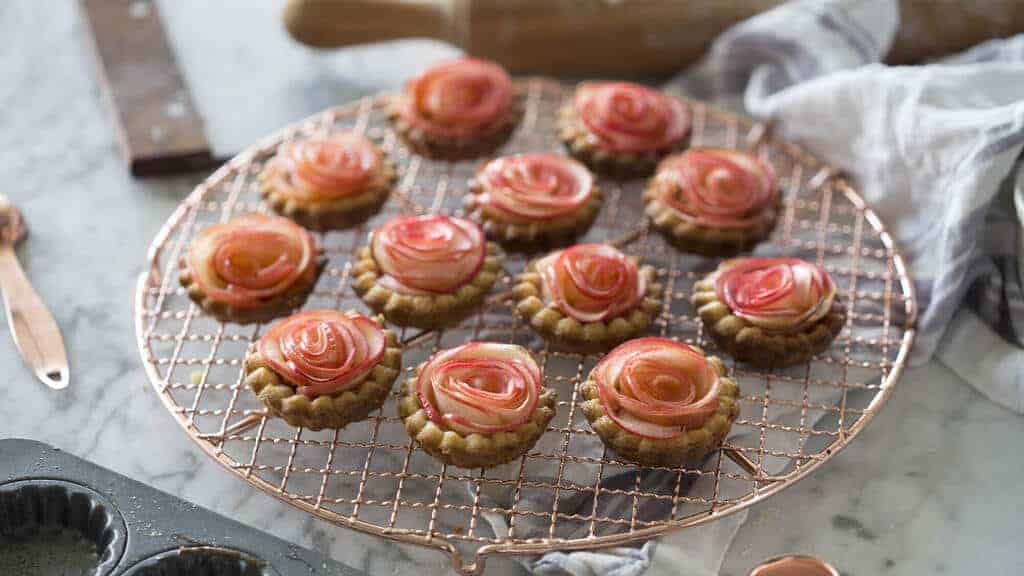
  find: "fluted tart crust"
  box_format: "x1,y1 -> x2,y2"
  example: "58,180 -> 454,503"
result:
581,338 -> 739,467
559,81 -> 690,179
245,310 -> 401,430
398,342 -> 556,469
466,153 -> 602,251
179,214 -> 323,324
645,148 -> 779,256
389,57 -> 523,160
352,215 -> 503,329
692,258 -> 846,368
513,243 -> 662,353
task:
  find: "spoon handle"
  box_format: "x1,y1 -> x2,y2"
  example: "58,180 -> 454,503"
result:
0,246 -> 69,389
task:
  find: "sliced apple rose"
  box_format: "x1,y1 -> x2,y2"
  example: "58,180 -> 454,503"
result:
559,81 -> 690,177
353,215 -> 503,330
644,148 -> 779,256
514,243 -> 662,352
246,310 -> 401,430
582,338 -> 739,466
692,257 -> 846,368
180,214 -> 321,323
399,342 -> 556,469
260,131 -> 396,229
466,153 -> 602,249
390,57 -> 521,159
574,82 -> 689,154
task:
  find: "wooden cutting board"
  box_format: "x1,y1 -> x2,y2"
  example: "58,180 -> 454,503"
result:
80,0 -> 216,176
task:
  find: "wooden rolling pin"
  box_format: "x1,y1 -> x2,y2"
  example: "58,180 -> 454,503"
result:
282,0 -> 1024,76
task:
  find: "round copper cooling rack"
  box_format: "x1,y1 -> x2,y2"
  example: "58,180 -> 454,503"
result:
134,79 -> 917,575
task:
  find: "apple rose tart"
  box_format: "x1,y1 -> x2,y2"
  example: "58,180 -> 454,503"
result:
513,243 -> 662,352
245,310 -> 401,430
645,148 -> 779,256
466,153 -> 602,250
398,342 -> 556,468
352,215 -> 503,329
692,258 -> 846,368
389,57 -> 522,160
581,338 -> 739,466
559,81 -> 690,178
179,214 -> 323,323
259,131 -> 396,230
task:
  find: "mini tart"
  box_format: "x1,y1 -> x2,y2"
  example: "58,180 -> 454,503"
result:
244,310 -> 401,430
397,342 -> 556,469
466,153 -> 602,251
559,81 -> 690,179
259,131 -> 396,230
351,215 -> 503,329
179,214 -> 323,324
389,57 -> 523,160
692,258 -> 846,368
645,149 -> 780,257
581,338 -> 740,467
513,243 -> 662,353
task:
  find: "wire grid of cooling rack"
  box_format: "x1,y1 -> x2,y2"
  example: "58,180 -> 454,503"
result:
134,79 -> 916,576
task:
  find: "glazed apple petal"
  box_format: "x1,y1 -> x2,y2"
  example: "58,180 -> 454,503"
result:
371,215 -> 486,295
417,342 -> 542,435
401,57 -> 513,138
714,257 -> 837,332
594,338 -> 721,439
537,243 -> 644,323
257,310 -> 385,397
655,149 -> 777,229
575,82 -> 688,153
188,214 -> 316,308
477,154 -> 594,223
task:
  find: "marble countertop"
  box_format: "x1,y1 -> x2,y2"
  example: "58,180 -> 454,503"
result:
2,2 -> 1022,575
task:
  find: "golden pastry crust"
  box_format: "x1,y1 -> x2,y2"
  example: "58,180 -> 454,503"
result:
643,185 -> 780,257
259,148 -> 397,231
580,355 -> 740,467
691,276 -> 846,368
178,254 -> 325,325
397,373 -> 557,469
558,103 -> 688,179
512,260 -> 663,353
244,325 -> 402,430
388,93 -> 524,161
351,243 -> 504,330
465,177 -> 603,252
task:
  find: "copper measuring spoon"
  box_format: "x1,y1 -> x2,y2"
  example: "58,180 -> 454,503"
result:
749,554 -> 839,576
0,194 -> 69,389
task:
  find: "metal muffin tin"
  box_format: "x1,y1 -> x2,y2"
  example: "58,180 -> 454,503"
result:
0,438 -> 362,576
